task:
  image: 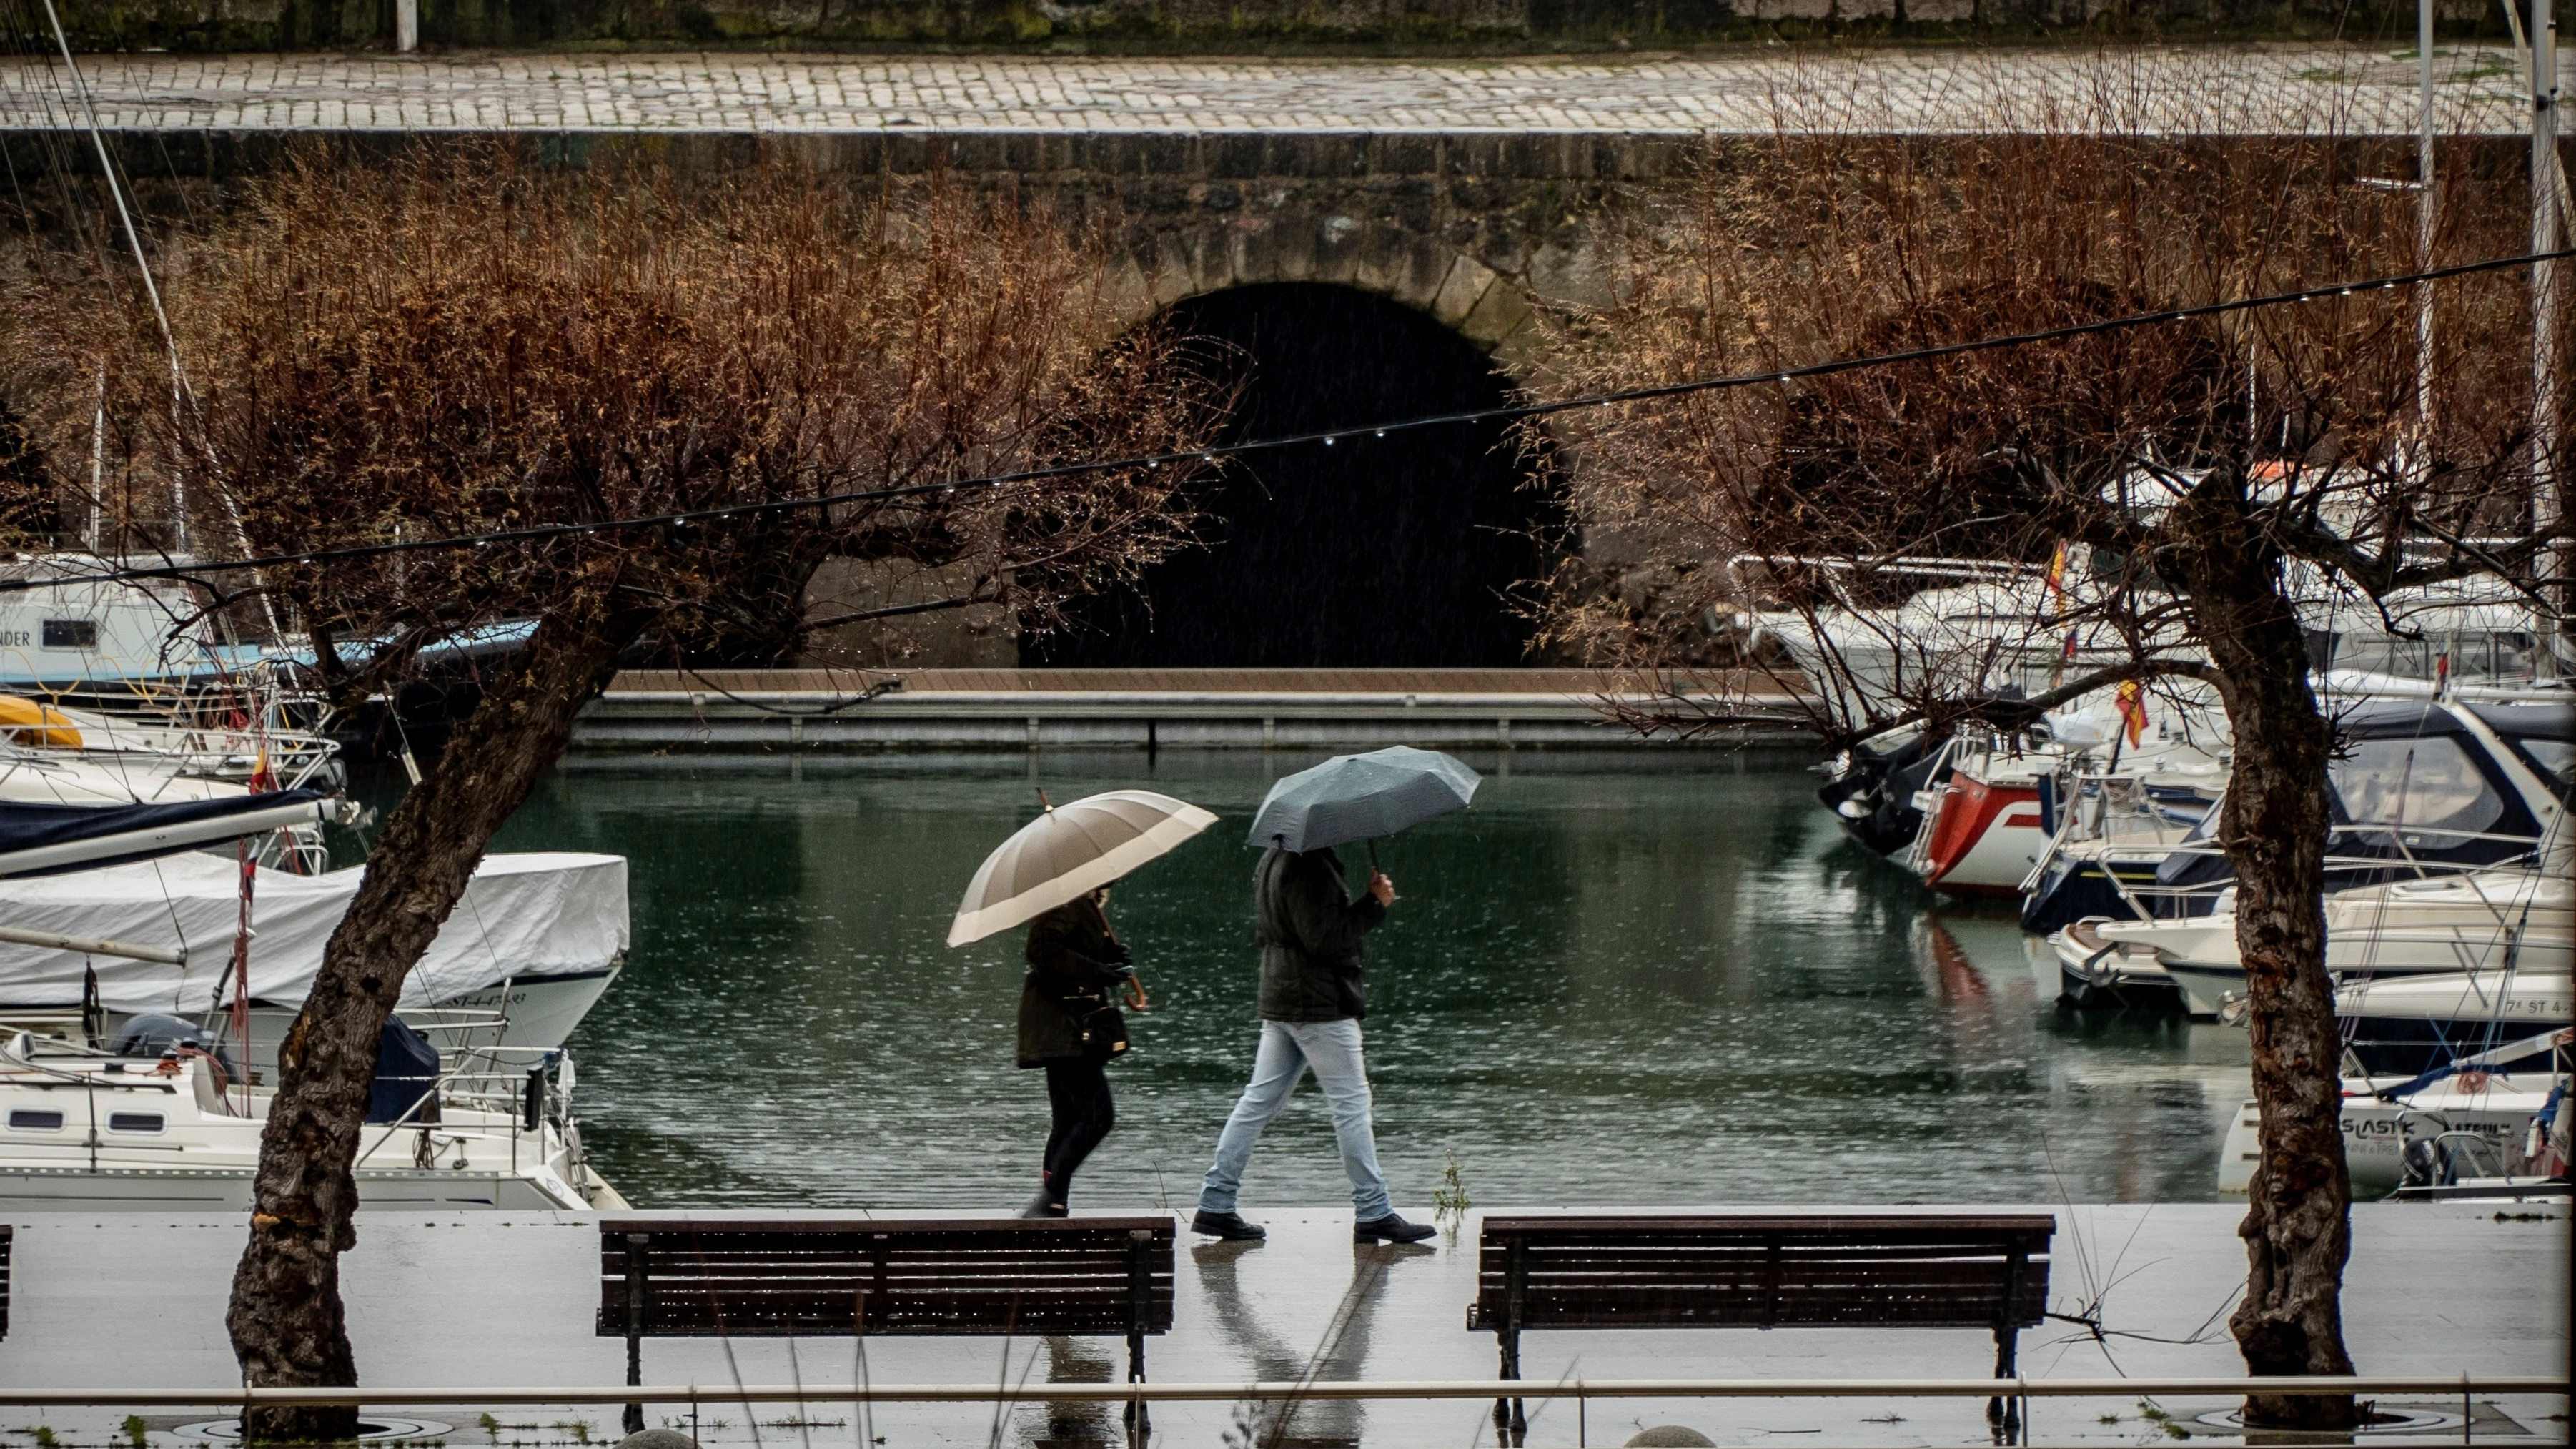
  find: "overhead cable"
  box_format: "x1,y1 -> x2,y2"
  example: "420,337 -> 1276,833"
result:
9,244 -> 2572,598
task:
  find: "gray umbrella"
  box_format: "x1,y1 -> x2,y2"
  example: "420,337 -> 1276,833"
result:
1244,746 -> 1481,853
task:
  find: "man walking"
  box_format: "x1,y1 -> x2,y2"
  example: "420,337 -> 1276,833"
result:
1191,844 -> 1436,1245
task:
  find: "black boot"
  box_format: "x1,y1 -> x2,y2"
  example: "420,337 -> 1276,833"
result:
1021,1182 -> 1068,1219
1354,1212 -> 1436,1244
1190,1209 -> 1266,1240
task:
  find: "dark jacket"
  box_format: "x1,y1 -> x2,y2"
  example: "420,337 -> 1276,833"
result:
1255,846 -> 1387,1022
1016,897 -> 1132,1067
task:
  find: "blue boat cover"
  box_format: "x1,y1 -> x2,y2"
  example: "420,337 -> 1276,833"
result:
0,790 -> 328,877
368,1017 -> 442,1124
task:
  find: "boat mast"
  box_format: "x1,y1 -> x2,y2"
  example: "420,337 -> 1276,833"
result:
2418,0 -> 2437,443
2535,0 -> 2563,679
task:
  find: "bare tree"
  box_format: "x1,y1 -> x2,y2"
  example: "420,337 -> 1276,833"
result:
1543,105 -> 2567,1427
9,140 -> 1222,1438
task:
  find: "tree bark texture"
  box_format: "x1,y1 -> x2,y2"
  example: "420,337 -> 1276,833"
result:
227,595 -> 645,1442
2165,472 -> 2357,1431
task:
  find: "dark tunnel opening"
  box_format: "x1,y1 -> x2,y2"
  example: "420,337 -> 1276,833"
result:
1024,283 -> 1557,669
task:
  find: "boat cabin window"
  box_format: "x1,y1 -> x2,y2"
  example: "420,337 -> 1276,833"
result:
6,1109 -> 64,1131
2329,736 -> 2505,840
106,1111 -> 165,1134
39,618 -> 98,650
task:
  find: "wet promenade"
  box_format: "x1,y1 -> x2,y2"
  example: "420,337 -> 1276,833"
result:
0,1203 -> 2562,1448
0,47 -> 2555,136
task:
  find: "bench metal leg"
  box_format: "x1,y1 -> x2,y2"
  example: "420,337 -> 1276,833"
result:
623,1232 -> 650,1436
1496,1238 -> 1528,1444
1122,1332 -> 1151,1448
1988,1325 -> 2020,1440
1122,1230 -> 1153,1448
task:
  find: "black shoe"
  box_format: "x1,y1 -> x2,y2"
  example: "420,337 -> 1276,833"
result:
1021,1192 -> 1068,1219
1354,1212 -> 1436,1245
1190,1209 -> 1266,1240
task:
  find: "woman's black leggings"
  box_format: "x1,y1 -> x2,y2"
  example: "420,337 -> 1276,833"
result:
1041,1059 -> 1116,1203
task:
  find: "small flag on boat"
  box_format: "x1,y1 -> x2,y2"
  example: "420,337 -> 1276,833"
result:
2115,679 -> 2147,746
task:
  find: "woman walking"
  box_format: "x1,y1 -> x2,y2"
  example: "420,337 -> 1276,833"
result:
1018,886 -> 1148,1217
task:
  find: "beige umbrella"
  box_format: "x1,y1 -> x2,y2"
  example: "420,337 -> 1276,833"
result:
946,789 -> 1219,947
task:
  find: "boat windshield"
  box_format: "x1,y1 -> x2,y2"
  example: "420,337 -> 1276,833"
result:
2328,736 -> 2505,839
2502,737 -> 2573,803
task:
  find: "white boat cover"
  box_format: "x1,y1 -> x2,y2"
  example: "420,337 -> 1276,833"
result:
0,851 -> 628,1013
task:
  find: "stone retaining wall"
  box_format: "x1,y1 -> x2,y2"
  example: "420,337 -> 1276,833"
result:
36,0 -> 2515,58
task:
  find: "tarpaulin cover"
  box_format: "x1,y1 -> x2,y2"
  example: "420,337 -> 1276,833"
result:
0,851 -> 628,1013
368,1017 -> 442,1124
0,790 -> 328,876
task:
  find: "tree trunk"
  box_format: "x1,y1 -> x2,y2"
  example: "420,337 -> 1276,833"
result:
2166,470 -> 2357,1431
227,593 -> 645,1442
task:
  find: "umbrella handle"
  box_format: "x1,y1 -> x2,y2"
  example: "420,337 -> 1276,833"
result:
1368,839 -> 1379,870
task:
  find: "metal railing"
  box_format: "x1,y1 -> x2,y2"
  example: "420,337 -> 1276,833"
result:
1,1375 -> 2561,1408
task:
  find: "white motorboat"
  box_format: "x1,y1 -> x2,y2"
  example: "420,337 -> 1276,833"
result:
2217,1026 -> 2572,1199
2337,969 -> 2574,1079
0,851 -> 628,1074
2141,869 -> 2576,1017
1901,697 -> 2226,897
0,555 -> 252,709
0,1025 -> 624,1210
2028,696 -> 2570,934
1817,683 -> 2226,881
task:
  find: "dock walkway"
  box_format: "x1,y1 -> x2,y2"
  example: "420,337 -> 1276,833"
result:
575,667 -> 1803,751
0,1203 -> 2562,1447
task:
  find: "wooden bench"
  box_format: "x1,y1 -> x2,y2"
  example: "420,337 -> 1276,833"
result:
596,1215 -> 1175,1439
1,1223 -> 11,1340
1467,1213 -> 2054,1439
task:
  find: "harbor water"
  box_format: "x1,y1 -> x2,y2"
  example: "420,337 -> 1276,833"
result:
471,749 -> 2251,1210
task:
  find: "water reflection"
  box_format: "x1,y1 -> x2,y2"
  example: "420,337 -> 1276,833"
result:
485,751 -> 2250,1207
1019,1336 -> 1119,1449
1190,1240 -> 1432,1449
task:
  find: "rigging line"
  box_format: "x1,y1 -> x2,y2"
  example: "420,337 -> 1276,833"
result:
29,0 -> 277,633
31,0 -> 180,411
4,244 -> 2572,597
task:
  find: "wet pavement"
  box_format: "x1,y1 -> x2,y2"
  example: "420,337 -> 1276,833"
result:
0,1202 -> 2562,1448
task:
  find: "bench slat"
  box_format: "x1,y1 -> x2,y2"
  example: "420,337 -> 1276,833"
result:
596,1217 -> 1176,1340
1470,1212 -> 2053,1336
614,1290 -> 1179,1337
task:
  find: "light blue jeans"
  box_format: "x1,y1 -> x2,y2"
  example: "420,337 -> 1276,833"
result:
1197,1018 -> 1393,1221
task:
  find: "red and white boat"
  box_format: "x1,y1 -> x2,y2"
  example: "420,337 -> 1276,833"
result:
1902,693 -> 2226,897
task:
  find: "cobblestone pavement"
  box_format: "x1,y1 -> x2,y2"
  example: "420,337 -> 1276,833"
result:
0,46 -> 2557,134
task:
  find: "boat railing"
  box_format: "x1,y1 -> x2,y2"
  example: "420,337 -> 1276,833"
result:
354,1042 -> 571,1177
6,1372 -> 2561,1421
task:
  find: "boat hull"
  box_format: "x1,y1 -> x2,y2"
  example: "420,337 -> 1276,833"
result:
1911,775 -> 2046,896
234,966 -> 619,1074
2219,1081 -> 2558,1196
5,966 -> 622,1077
2050,921 -> 2184,1009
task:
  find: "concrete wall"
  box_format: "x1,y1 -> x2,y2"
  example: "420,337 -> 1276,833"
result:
36,0 -> 2512,55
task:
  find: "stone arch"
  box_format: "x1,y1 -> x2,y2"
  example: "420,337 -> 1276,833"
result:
1024,281 -> 1560,669
1101,211 -> 1543,371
